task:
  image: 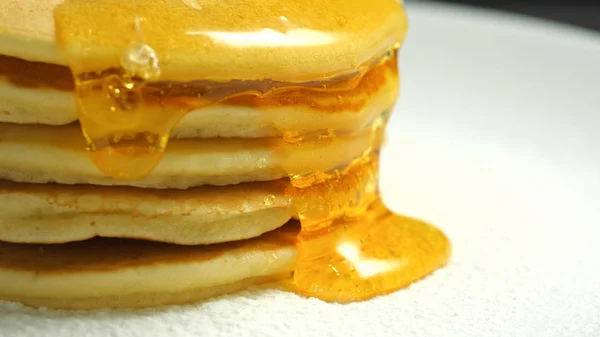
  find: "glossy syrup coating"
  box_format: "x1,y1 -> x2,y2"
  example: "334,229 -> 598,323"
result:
53,0 -> 450,302
288,152 -> 450,301
53,0 -> 407,81
295,200 -> 450,302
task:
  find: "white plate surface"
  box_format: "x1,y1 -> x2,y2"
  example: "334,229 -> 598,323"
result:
1,2 -> 599,337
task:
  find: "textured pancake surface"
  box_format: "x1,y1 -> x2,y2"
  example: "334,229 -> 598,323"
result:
0,179 -> 293,245
0,123 -> 376,188
0,222 -> 299,309
0,0 -> 63,65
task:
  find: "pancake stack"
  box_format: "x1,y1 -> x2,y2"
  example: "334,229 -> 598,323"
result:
0,0 -> 408,309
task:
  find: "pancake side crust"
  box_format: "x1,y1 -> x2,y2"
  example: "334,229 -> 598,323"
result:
0,222 -> 299,309
0,179 -> 293,244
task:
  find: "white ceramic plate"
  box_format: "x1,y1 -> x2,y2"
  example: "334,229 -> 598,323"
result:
1,2 -> 599,337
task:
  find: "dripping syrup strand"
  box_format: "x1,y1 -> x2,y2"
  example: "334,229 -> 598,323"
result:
64,47 -> 395,180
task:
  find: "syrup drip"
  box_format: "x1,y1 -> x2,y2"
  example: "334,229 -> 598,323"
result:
295,199 -> 450,302
59,16 -> 177,179
54,0 -> 450,303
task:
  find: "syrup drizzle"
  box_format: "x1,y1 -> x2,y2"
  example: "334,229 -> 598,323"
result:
54,0 -> 450,302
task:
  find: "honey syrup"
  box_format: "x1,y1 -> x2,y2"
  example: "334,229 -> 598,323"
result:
54,0 -> 450,302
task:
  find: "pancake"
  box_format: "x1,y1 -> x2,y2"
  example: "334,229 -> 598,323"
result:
0,222 -> 299,309
0,122 -> 380,188
0,0 -> 441,310
0,179 -> 293,245
0,0 -> 62,66
0,0 -> 406,81
0,53 -> 399,139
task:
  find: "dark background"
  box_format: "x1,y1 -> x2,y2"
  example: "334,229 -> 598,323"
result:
429,0 -> 600,31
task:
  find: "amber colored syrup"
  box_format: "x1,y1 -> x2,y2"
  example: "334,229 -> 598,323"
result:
294,199 -> 450,302
54,0 -> 450,302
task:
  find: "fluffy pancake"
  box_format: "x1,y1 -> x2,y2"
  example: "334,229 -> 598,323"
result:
0,0 -> 62,65
0,54 -> 399,139
0,179 -> 293,245
0,0 -> 406,81
0,222 -> 298,309
0,122 -> 378,188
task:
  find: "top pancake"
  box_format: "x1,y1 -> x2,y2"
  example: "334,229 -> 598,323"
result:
0,0 -> 407,81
